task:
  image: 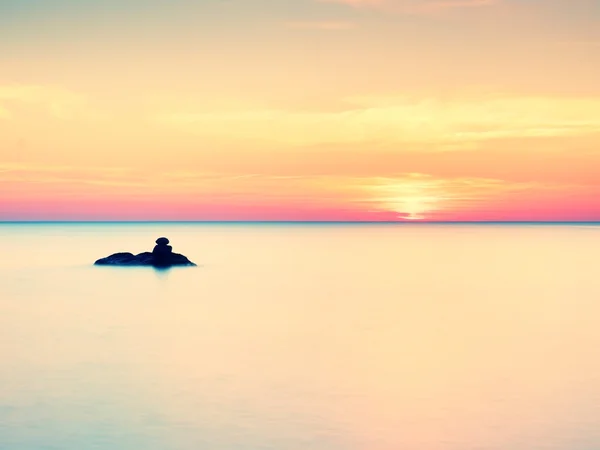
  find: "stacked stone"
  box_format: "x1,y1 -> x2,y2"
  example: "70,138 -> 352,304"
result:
152,237 -> 173,263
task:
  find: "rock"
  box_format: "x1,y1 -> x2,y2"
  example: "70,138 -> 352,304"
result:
152,236 -> 174,265
94,238 -> 196,267
153,244 -> 172,254
155,237 -> 170,246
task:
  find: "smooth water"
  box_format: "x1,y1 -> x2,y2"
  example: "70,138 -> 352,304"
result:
1,223 -> 600,450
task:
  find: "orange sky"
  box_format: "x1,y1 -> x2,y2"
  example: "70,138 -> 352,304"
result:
1,0 -> 599,221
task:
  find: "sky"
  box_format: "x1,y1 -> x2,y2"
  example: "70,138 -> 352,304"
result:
1,0 -> 599,221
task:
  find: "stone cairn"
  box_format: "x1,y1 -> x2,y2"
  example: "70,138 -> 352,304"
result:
152,237 -> 173,264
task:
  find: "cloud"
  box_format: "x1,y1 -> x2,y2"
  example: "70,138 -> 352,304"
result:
558,41 -> 600,48
361,173 -> 536,219
0,163 -> 145,190
284,20 -> 356,30
364,174 -> 600,220
0,105 -> 10,119
2,162 -> 575,221
316,0 -> 499,14
0,84 -> 87,120
0,163 -> 342,200
155,94 -> 600,147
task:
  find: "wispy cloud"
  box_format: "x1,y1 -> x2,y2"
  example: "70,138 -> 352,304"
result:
362,173 -> 535,219
558,40 -> 600,48
155,94 -> 600,147
317,0 -> 499,14
0,105 -> 10,119
0,163 -> 339,199
0,84 -> 87,120
284,20 -> 356,30
3,163 -> 595,220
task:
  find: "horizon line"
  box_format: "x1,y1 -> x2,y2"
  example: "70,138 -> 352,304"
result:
1,220 -> 600,225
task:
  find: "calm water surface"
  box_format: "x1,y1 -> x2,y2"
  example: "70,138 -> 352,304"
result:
1,223 -> 600,450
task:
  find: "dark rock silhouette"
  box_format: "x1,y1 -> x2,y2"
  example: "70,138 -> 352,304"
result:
95,237 -> 196,267
152,236 -> 173,265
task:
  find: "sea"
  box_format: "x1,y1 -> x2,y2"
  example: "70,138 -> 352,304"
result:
1,222 -> 600,450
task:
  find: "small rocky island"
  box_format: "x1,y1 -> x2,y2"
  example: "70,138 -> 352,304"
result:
94,237 -> 196,268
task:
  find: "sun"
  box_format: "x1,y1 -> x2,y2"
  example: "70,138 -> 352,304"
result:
384,196 -> 439,221
365,177 -> 446,221
400,212 -> 426,221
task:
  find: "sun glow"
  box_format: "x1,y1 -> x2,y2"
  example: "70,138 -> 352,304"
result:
383,196 -> 440,221
365,176 -> 447,221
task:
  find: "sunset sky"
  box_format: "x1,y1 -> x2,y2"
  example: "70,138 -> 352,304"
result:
1,0 -> 599,221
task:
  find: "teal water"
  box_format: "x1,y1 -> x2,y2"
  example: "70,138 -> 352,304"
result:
1,223 -> 600,450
